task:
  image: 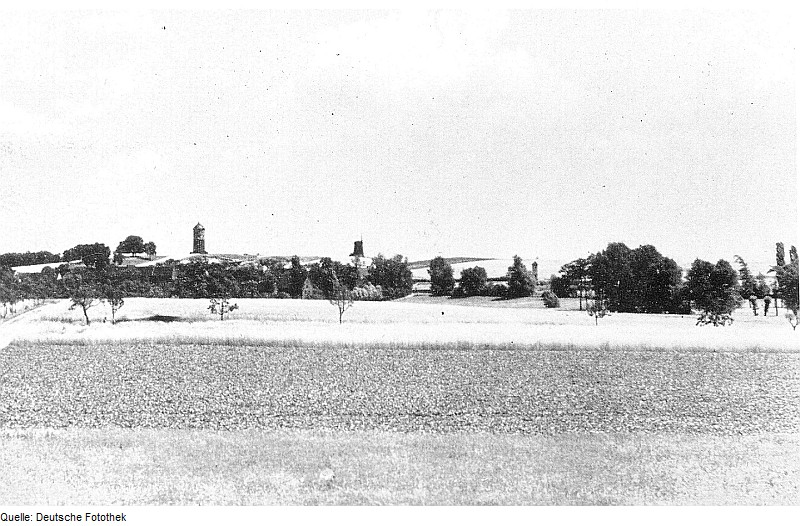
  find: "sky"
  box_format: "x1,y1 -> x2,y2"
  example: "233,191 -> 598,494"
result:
0,9 -> 796,275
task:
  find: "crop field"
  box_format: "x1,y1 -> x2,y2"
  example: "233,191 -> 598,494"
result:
0,297 -> 799,504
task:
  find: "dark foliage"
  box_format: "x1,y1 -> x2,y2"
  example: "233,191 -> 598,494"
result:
0,251 -> 60,269
62,243 -> 111,270
366,254 -> 413,300
428,256 -> 455,297
278,256 -> 308,299
686,258 -> 741,326
506,255 -> 535,298
541,290 -> 560,308
456,266 -> 488,297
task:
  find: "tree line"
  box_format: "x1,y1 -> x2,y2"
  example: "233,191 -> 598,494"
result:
548,241 -> 799,327
428,255 -> 538,299
0,241 -> 415,323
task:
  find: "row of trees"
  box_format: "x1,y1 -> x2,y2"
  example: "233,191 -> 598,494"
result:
551,243 -> 686,314
0,251 -> 417,324
0,234 -> 158,271
429,256 -> 537,298
550,241 -> 799,327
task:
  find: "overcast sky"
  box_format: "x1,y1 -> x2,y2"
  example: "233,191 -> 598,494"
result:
0,9 -> 796,273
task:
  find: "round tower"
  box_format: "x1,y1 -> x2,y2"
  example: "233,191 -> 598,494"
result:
192,223 -> 207,254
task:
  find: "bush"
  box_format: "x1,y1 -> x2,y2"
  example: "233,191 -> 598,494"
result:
351,283 -> 383,301
487,283 -> 508,297
541,291 -> 560,308
457,266 -> 488,297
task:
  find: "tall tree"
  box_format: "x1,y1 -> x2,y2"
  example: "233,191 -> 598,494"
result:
791,245 -> 798,264
776,259 -> 799,315
279,256 -> 308,298
587,242 -> 633,312
686,258 -> 741,326
734,255 -> 757,298
559,258 -> 590,310
776,242 -> 786,268
428,256 -> 455,296
506,255 -> 535,298
628,245 -> 682,313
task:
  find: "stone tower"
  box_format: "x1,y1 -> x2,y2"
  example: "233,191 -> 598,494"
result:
192,223 -> 207,254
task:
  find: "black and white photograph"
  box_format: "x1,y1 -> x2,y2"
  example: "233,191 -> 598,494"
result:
0,5 -> 798,517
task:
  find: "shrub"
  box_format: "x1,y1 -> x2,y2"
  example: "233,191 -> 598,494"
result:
487,283 -> 508,297
457,266 -> 488,297
541,291 -> 560,308
351,283 -> 383,301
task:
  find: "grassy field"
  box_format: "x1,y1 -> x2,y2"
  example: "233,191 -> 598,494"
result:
0,297 -> 798,505
1,429 -> 797,505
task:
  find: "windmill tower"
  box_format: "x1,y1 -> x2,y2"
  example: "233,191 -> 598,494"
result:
192,223 -> 207,254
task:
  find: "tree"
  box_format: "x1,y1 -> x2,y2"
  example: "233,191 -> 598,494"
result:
308,258 -> 356,299
548,274 -> 571,298
143,241 -> 157,259
366,254 -> 413,300
628,245 -> 682,313
586,290 -> 609,325
0,268 -> 21,318
204,264 -> 239,320
559,258 -> 590,310
587,243 -> 634,312
764,295 -> 773,316
279,256 -> 308,298
115,235 -> 145,257
791,245 -> 798,264
428,256 -> 455,296
686,258 -> 741,326
457,266 -> 488,297
776,258 -> 799,316
506,255 -> 535,298
734,255 -> 757,298
208,297 -> 239,320
99,267 -> 126,324
62,271 -> 103,325
62,243 -> 111,270
0,251 -> 60,269
329,274 -> 354,324
776,242 -> 786,268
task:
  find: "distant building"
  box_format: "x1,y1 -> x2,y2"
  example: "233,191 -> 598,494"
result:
192,223 -> 207,254
350,240 -> 364,258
